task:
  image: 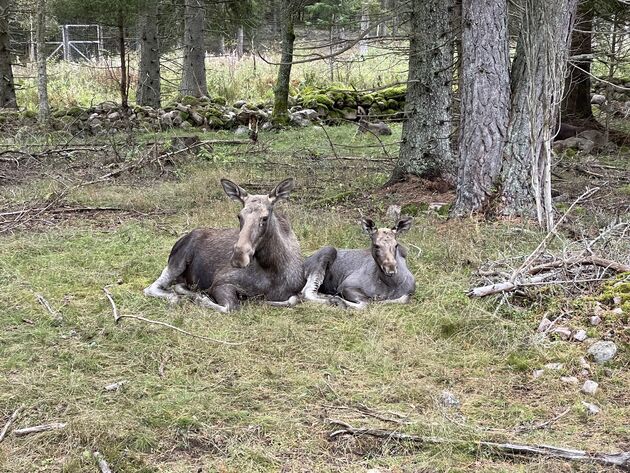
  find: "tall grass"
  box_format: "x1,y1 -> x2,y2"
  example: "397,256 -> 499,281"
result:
14,45 -> 408,111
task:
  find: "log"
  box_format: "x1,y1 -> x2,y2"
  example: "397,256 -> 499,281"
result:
14,422 -> 66,436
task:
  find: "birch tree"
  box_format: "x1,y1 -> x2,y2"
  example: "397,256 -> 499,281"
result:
36,0 -> 50,124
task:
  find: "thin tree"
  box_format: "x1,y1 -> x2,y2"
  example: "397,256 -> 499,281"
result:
180,0 -> 208,97
36,0 -> 50,124
451,0 -> 510,216
272,0 -> 299,125
137,0 -> 161,108
561,1 -> 594,122
390,0 -> 455,183
500,0 -> 579,229
0,0 -> 17,108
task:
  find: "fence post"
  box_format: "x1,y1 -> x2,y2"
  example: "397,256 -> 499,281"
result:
62,25 -> 70,61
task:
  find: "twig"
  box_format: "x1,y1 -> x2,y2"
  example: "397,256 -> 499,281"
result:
14,422 -> 66,437
0,405 -> 24,443
515,407 -> 571,433
93,452 -> 112,473
36,293 -> 62,322
327,419 -> 630,470
103,287 -> 245,346
158,354 -> 171,378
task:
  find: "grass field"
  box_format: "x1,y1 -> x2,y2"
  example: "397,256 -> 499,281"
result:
0,125 -> 629,472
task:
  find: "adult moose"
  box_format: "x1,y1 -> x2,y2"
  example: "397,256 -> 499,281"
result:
144,178 -> 304,312
302,217 -> 416,309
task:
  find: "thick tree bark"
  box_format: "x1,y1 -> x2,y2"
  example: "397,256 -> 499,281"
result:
118,10 -> 129,110
137,1 -> 161,108
392,0 -> 454,182
36,0 -> 49,125
451,0 -> 510,216
500,0 -> 578,229
358,5 -> 369,56
180,0 -> 208,97
561,2 -> 593,122
272,0 -> 296,125
0,0 -> 17,109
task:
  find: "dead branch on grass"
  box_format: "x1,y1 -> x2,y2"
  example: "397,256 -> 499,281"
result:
36,293 -> 62,322
327,419 -> 630,470
103,287 -> 245,346
14,422 -> 66,437
0,405 -> 24,443
93,452 -> 113,473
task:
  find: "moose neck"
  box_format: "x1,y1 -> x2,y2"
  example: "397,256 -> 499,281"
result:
254,212 -> 296,271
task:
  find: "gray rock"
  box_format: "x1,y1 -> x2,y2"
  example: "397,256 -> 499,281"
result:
290,113 -> 311,127
533,369 -> 545,379
588,341 -> 617,364
301,108 -> 319,120
261,121 -> 273,131
612,307 -> 623,315
234,125 -> 250,135
386,205 -> 401,221
180,121 -> 192,129
577,129 -> 607,147
581,401 -> 600,415
552,326 -> 572,339
561,376 -> 579,385
537,317 -> 552,332
107,111 -> 121,121
581,380 -> 598,395
439,390 -> 460,408
591,94 -> 606,105
573,330 -> 588,342
579,357 -> 590,370
544,363 -> 563,370
613,296 -> 622,306
233,100 -> 247,109
589,315 -> 602,326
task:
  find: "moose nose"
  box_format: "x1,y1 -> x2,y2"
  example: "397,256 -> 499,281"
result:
231,245 -> 254,268
383,263 -> 397,277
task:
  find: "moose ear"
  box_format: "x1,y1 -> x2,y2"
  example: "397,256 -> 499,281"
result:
221,179 -> 248,204
361,217 -> 377,235
393,217 -> 412,235
269,178 -> 295,204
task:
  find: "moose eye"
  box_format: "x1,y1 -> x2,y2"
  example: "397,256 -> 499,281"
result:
260,216 -> 268,225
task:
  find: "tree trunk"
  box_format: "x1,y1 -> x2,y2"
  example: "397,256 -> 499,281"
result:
451,0 -> 510,216
561,2 -> 593,122
118,10 -> 128,110
137,1 -> 161,108
0,0 -> 17,109
391,0 -> 454,182
236,25 -> 244,59
272,0 -> 296,125
180,0 -> 208,97
500,0 -> 578,229
36,0 -> 49,125
358,4 -> 369,56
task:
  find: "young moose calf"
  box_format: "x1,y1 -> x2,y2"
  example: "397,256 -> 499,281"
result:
302,217 -> 415,309
144,178 -> 304,312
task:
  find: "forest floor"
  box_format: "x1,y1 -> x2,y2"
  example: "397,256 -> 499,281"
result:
0,124 -> 629,473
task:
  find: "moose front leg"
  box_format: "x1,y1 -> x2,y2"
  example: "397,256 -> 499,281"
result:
266,295 -> 301,307
332,287 -> 369,310
302,246 -> 337,304
208,283 -> 241,313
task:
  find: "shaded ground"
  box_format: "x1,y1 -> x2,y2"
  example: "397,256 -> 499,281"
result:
0,125 -> 629,472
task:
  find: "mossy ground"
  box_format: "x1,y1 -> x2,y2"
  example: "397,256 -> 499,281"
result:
0,125 -> 629,472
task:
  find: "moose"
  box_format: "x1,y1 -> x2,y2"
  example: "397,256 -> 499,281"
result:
301,217 -> 416,309
144,178 -> 305,312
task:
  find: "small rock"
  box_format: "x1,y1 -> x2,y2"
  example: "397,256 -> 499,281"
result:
589,315 -> 602,326
233,100 -> 247,109
386,204 -> 401,221
579,357 -> 590,370
581,380 -> 599,395
545,362 -> 563,370
439,390 -> 460,408
588,341 -> 617,364
107,111 -> 121,120
301,108 -> 319,120
593,303 -> 605,316
533,369 -> 545,379
613,296 -> 622,306
580,369 -> 590,377
591,94 -> 606,105
581,401 -> 600,415
234,125 -> 250,135
180,121 -> 192,129
573,330 -> 588,342
104,380 -> 127,392
561,376 -> 579,385
537,317 -> 552,332
611,307 -> 623,315
552,326 -> 572,339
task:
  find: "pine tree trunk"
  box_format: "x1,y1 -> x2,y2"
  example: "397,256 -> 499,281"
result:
0,0 -> 17,109
358,5 -> 369,56
180,0 -> 208,97
561,2 -> 593,122
392,0 -> 454,182
272,0 -> 296,125
236,25 -> 244,59
137,1 -> 161,108
36,0 -> 49,124
500,0 -> 578,229
451,0 -> 510,216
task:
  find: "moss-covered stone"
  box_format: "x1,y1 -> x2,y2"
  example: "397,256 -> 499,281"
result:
214,96 -> 227,105
206,116 -> 225,128
20,110 -> 37,119
180,95 -> 200,106
53,109 -> 67,118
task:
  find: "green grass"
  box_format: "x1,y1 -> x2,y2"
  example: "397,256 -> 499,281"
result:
1,126 -> 629,472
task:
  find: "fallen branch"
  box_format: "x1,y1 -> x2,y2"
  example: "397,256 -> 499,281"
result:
515,407 -> 571,433
14,422 -> 66,437
36,293 -> 62,322
0,405 -> 24,443
93,451 -> 113,473
103,287 -> 245,346
327,419 -> 630,470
